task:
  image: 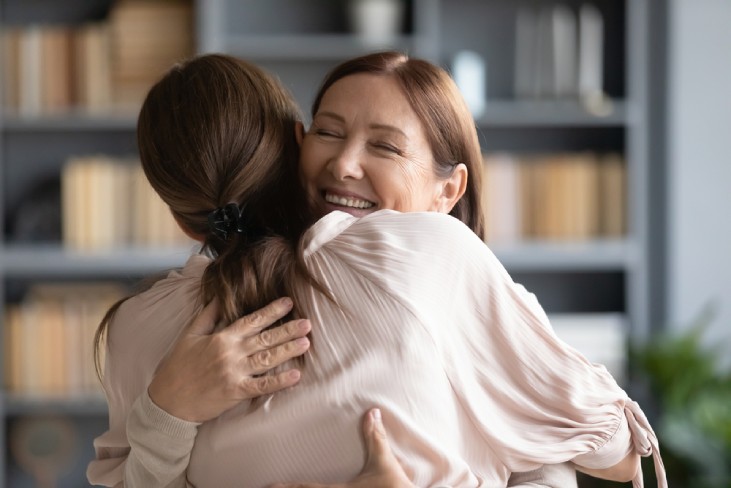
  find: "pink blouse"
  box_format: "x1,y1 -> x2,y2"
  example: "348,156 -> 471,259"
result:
88,210 -> 666,487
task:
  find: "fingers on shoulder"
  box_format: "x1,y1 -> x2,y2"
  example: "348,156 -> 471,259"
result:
230,297 -> 294,335
239,369 -> 301,398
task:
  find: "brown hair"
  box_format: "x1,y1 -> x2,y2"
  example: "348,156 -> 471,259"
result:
95,54 -> 316,376
312,51 -> 485,239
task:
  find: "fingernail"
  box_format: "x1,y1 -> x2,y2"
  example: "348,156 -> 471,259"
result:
372,408 -> 382,422
281,297 -> 293,309
295,337 -> 309,347
298,319 -> 310,331
288,370 -> 301,380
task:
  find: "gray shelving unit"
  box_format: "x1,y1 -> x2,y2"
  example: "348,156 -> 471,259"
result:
0,0 -> 657,486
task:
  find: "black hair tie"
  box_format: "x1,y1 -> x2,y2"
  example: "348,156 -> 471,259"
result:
207,203 -> 247,240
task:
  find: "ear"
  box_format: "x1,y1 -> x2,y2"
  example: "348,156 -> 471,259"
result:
433,163 -> 468,213
294,121 -> 305,146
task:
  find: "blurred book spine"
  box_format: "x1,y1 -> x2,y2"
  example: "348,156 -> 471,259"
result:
481,152 -> 626,243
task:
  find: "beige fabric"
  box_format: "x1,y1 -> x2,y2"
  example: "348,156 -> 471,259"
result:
88,210 -> 665,487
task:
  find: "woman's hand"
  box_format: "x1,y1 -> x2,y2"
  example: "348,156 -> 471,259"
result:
148,297 -> 310,422
270,408 -> 415,488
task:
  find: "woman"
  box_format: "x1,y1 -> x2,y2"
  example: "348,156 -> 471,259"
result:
88,52 -> 665,487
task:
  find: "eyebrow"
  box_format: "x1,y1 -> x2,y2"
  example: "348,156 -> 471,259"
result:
315,111 -> 407,137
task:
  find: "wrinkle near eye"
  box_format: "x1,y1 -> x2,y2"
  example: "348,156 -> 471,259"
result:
397,155 -> 434,194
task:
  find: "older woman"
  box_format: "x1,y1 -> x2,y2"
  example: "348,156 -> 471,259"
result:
88,52 -> 665,488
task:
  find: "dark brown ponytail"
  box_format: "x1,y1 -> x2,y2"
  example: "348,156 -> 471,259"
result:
95,54 -> 317,378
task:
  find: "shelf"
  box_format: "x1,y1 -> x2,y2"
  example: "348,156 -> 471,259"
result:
221,34 -> 418,60
476,100 -> 630,128
1,100 -> 628,133
0,241 -> 633,277
1,113 -> 138,131
0,245 -> 197,278
490,239 -> 636,271
3,393 -> 108,416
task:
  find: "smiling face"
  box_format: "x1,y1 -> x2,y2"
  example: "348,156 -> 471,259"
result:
298,73 -> 462,219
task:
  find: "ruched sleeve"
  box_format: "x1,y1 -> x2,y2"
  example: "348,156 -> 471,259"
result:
444,216 -> 665,487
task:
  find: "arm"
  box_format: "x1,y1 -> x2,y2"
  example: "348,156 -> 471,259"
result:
88,298 -> 311,487
356,212 -> 665,486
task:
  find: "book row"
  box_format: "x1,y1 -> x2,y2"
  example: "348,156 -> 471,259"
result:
61,151 -> 624,250
3,283 -> 126,396
1,281 -> 626,397
1,0 -> 193,115
62,156 -> 192,251
481,152 -> 626,243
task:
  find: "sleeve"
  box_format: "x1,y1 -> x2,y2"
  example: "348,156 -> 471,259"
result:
124,391 -> 200,487
434,217 -> 667,487
334,212 -> 666,488
87,390 -> 199,488
86,270 -> 204,487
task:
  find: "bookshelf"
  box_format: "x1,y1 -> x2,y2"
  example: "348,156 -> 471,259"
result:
0,0 -> 659,486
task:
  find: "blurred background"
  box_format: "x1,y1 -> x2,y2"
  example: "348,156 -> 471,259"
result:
0,0 -> 729,486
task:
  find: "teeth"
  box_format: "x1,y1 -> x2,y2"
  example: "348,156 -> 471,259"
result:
325,193 -> 375,209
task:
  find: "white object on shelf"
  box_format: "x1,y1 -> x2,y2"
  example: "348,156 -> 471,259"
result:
551,4 -> 578,98
348,0 -> 405,47
453,50 -> 487,118
578,3 -> 612,116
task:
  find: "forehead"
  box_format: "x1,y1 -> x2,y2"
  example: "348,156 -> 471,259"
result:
318,73 -> 421,127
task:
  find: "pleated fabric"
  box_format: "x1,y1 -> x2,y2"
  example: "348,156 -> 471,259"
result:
89,210 -> 666,488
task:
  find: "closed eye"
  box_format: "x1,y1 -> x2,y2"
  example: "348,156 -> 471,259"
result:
371,142 -> 402,155
314,128 -> 343,139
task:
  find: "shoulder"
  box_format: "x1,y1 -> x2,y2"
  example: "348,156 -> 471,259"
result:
302,210 -> 484,257
300,211 -> 504,305
106,254 -> 209,362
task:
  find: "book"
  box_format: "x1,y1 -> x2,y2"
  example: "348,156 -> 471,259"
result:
74,23 -> 113,112
40,26 -> 73,113
18,25 -> 43,116
2,28 -> 22,112
3,305 -> 24,393
4,283 -> 127,395
599,153 -> 626,237
482,153 -> 522,243
109,0 -> 194,109
514,6 -> 539,99
551,4 -> 578,98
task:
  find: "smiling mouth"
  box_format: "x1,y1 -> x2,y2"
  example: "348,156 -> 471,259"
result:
324,192 -> 376,209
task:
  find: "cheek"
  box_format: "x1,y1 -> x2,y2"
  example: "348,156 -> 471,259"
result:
388,163 -> 437,212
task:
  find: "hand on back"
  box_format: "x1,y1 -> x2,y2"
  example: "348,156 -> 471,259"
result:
270,408 -> 415,488
148,297 -> 310,422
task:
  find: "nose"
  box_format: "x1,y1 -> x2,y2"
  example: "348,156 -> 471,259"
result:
327,142 -> 363,181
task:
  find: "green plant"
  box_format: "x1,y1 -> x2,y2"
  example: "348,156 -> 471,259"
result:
631,307 -> 731,487
578,307 -> 731,488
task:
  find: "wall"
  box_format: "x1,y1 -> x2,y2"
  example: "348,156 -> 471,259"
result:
667,0 -> 731,351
